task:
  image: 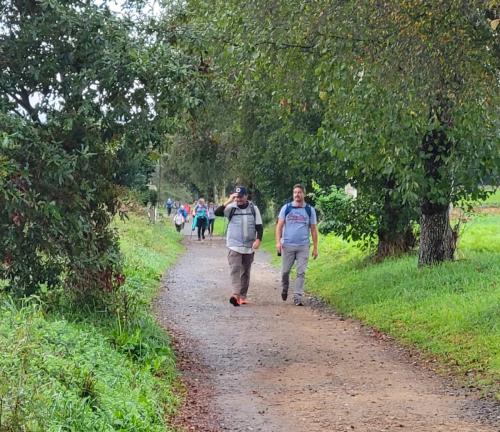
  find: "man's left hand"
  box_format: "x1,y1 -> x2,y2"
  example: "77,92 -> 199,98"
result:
252,239 -> 261,250
312,248 -> 318,259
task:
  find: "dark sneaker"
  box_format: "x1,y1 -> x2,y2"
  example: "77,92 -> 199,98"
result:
293,297 -> 303,306
229,295 -> 240,307
281,290 -> 288,301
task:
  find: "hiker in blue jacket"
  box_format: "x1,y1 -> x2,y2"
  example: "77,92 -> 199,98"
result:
215,186 -> 263,306
165,197 -> 173,216
275,184 -> 318,306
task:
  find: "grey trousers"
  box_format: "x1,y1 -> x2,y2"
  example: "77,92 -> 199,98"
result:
228,250 -> 255,298
281,245 -> 310,299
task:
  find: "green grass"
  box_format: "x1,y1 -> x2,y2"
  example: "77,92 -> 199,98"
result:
212,216 -> 228,237
0,214 -> 184,431
262,214 -> 500,399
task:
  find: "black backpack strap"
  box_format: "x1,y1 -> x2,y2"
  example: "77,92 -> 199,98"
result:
228,203 -> 256,222
249,202 -> 256,219
284,203 -> 313,225
228,207 -> 237,222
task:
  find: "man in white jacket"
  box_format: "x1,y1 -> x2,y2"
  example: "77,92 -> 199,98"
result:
215,186 -> 263,306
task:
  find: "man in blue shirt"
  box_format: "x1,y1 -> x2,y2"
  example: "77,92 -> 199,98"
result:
275,184 -> 318,306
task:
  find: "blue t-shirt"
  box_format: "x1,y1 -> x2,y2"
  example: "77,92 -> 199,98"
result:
278,203 -> 317,246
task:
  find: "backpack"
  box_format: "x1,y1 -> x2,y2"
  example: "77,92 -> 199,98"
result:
228,202 -> 256,222
284,202 -> 313,224
173,213 -> 184,225
196,205 -> 208,220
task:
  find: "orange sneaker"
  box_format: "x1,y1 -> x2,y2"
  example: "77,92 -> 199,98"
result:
229,295 -> 240,307
238,297 -> 248,305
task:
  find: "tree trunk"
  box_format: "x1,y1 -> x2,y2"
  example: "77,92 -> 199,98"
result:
376,227 -> 415,259
213,184 -> 218,203
375,177 -> 416,259
418,115 -> 455,266
418,204 -> 456,266
219,181 -> 226,204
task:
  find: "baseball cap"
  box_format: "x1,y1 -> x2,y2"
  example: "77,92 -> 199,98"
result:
234,186 -> 247,197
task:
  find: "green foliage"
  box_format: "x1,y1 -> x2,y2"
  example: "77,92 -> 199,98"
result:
1,118 -> 123,296
115,147 -> 156,193
477,187 -> 500,207
0,299 -> 175,431
312,184 -> 378,248
185,0 -> 499,264
147,188 -> 159,207
0,213 -> 184,431
0,0 -> 198,295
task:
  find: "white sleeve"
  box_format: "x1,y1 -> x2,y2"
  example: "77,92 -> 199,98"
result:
254,206 -> 263,225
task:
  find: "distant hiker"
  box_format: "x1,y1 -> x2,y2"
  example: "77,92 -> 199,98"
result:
207,202 -> 216,237
194,198 -> 209,241
184,203 -> 191,223
173,211 -> 184,232
165,198 -> 173,216
215,186 -> 263,306
178,205 -> 188,229
275,183 -> 318,306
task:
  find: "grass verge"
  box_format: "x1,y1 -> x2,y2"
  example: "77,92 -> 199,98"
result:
0,214 -> 184,431
262,214 -> 500,400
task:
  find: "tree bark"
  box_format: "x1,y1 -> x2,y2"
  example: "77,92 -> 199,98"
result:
213,184 -> 218,203
418,113 -> 455,266
375,177 -> 416,259
418,204 -> 456,266
376,227 -> 415,259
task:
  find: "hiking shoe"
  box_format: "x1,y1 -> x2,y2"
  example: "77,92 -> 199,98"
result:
293,297 -> 303,306
281,290 -> 288,301
229,295 -> 240,307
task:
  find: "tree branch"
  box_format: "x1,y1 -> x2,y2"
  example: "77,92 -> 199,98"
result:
0,81 -> 39,121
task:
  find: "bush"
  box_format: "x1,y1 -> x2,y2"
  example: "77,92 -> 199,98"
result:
0,298 -> 171,431
0,120 -> 124,297
312,184 -> 379,248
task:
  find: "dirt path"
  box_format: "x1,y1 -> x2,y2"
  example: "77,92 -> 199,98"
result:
155,236 -> 499,432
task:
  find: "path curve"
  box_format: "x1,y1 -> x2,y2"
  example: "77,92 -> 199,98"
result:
155,236 -> 499,432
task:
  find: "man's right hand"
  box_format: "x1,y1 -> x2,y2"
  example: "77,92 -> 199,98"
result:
276,243 -> 282,254
224,193 -> 237,206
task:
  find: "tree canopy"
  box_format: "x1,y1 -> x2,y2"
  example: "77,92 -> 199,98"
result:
1,0 -> 499,296
0,0 -> 200,294
180,0 -> 499,262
